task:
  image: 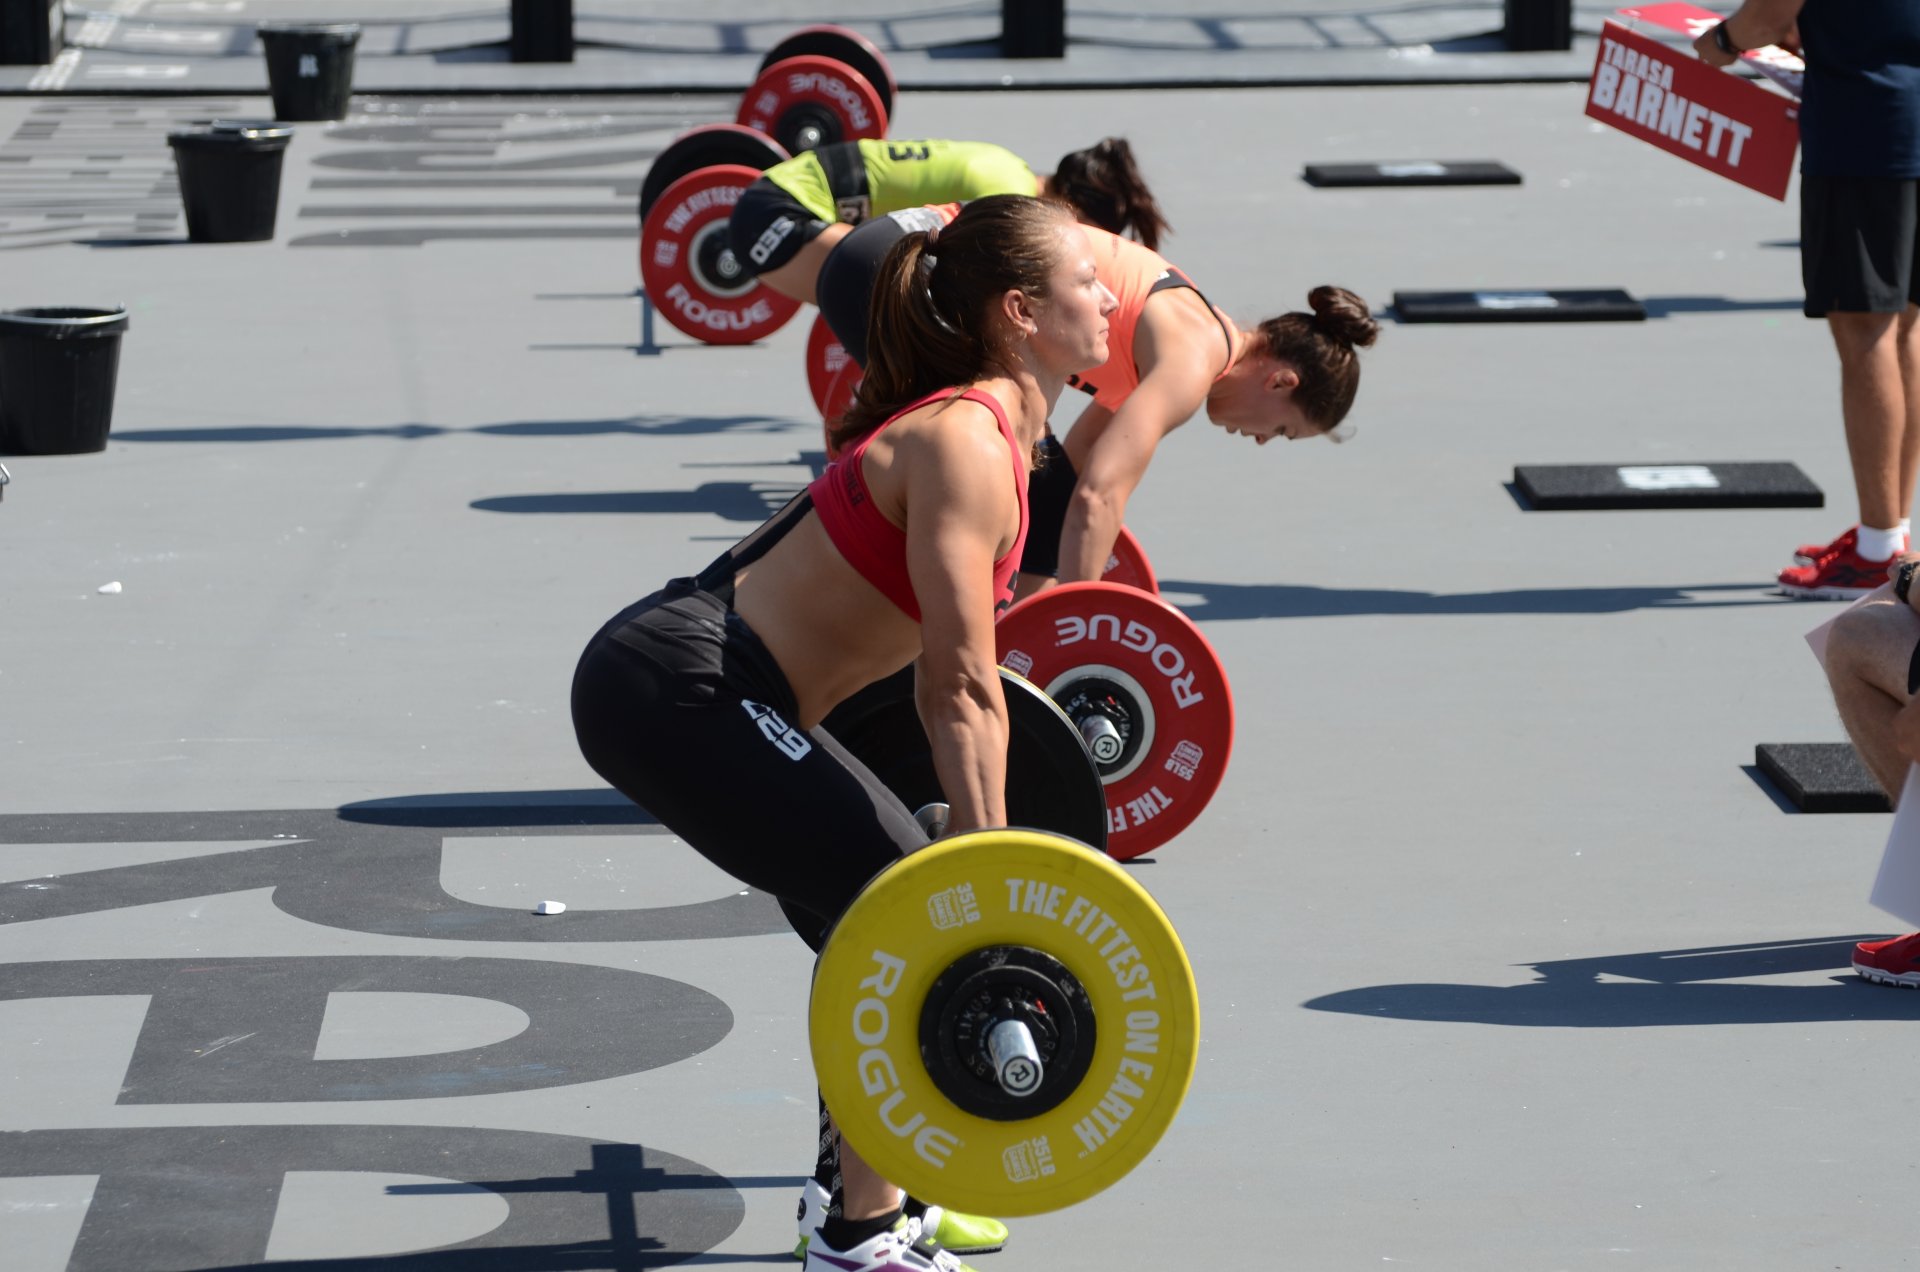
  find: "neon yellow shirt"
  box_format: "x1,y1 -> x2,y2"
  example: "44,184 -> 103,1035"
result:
765,139 -> 1039,222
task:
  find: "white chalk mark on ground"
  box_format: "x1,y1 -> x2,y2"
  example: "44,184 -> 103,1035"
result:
195,1032 -> 256,1058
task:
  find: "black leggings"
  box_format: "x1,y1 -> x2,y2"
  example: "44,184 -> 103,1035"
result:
570,581 -> 925,951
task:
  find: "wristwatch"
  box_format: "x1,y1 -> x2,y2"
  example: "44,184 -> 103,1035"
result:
1711,21 -> 1742,55
1896,559 -> 1919,604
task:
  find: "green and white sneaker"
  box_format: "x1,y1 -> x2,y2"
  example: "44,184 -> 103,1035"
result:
912,1202 -> 1007,1256
793,1181 -> 1008,1259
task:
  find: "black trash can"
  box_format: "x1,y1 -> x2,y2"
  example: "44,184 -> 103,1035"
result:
168,122 -> 293,243
1504,0 -> 1573,51
0,0 -> 62,66
1002,0 -> 1066,58
0,307 -> 129,456
258,22 -> 360,121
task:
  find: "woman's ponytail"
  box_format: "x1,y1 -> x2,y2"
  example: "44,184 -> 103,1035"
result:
1050,137 -> 1169,250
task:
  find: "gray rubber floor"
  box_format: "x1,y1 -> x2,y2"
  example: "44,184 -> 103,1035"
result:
7,22 -> 1917,1272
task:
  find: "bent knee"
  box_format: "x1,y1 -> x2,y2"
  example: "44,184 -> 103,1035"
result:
1826,598 -> 1920,689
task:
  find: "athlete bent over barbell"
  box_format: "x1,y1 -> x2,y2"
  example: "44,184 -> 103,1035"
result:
572,195 -> 1117,1271
815,207 -> 1378,597
730,137 -> 1166,306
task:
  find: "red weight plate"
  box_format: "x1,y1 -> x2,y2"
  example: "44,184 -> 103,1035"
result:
758,24 -> 897,118
804,313 -> 854,417
996,582 -> 1233,860
639,123 -> 788,222
737,54 -> 888,154
1101,526 -> 1160,595
820,356 -> 863,460
639,164 -> 801,346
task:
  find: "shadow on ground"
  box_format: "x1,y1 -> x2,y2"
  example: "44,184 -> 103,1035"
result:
1305,936 -> 1920,1026
1160,577 -> 1785,619
472,483 -> 802,522
337,788 -> 655,829
1640,295 -> 1806,319
111,416 -> 799,443
118,1140 -> 793,1271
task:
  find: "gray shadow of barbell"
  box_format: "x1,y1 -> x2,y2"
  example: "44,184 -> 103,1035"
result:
1159,577 -> 1789,620
110,416 -> 797,444
472,483 -> 803,522
1303,936 -> 1920,1027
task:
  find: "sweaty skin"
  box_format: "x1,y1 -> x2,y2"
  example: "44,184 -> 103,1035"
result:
734,220 -> 1114,834
732,392 -> 1029,829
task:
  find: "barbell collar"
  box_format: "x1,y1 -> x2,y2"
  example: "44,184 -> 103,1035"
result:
987,1017 -> 1045,1096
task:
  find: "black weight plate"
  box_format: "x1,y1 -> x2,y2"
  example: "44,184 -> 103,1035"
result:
638,124 -> 788,222
823,666 -> 1109,854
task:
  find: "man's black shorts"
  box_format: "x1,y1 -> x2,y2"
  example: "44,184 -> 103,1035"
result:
728,177 -> 830,277
1802,174 -> 1920,317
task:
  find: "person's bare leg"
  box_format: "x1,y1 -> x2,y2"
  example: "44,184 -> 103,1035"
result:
1896,304 -> 1920,513
1830,311 -> 1908,533
1824,597 -> 1920,796
835,1133 -> 902,1221
755,224 -> 854,306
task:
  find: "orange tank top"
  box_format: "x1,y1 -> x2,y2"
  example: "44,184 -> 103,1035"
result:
1067,227 -> 1239,411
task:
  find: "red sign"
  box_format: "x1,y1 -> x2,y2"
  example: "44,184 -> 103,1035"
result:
1586,20 -> 1799,200
1617,2 -> 1804,97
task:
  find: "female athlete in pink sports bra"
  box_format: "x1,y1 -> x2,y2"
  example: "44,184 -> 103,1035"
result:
571,193 -> 1117,1272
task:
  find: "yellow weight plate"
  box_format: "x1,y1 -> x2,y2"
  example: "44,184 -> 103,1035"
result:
809,829 -> 1199,1217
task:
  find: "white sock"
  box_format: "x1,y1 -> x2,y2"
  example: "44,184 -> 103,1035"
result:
1858,524 -> 1905,562
1902,518 -> 1912,546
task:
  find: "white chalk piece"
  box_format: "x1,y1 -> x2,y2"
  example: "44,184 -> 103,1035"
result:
534,900 -> 566,915
97,581 -> 123,594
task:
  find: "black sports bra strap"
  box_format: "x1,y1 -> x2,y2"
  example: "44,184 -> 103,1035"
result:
1149,267 -> 1235,365
695,490 -> 815,603
817,142 -> 871,220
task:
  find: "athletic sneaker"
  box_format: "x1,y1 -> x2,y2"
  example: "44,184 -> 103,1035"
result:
1793,525 -> 1858,566
795,1179 -> 832,1260
802,1213 -> 976,1272
1776,544 -> 1896,600
1853,932 -> 1920,987
913,1204 -> 1007,1256
795,1181 -> 1008,1259
1781,526 -> 1904,568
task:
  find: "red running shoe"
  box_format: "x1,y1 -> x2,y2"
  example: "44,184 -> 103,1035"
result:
1792,525 -> 1857,566
1853,932 -> 1920,987
1776,544 -> 1896,600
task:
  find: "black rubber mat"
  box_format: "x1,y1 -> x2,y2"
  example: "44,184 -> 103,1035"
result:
1755,743 -> 1891,813
1303,160 -> 1521,187
1512,462 -> 1824,510
1393,289 -> 1645,322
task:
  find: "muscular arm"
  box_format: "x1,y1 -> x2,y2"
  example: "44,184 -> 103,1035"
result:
1695,0 -> 1803,64
903,403 -> 1020,832
1055,296 -> 1221,582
